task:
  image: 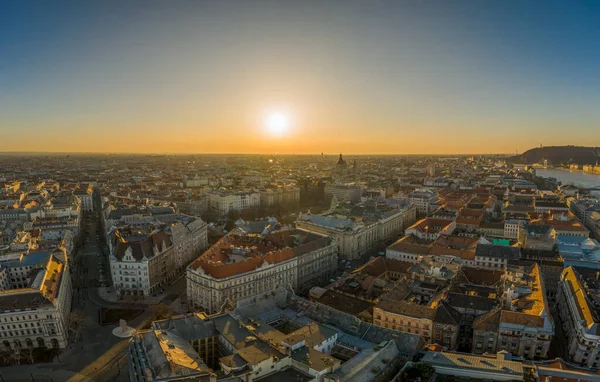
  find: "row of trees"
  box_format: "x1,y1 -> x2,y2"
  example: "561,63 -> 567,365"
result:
0,339 -> 59,366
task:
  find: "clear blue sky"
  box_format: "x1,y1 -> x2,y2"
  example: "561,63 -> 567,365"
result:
1,0 -> 600,154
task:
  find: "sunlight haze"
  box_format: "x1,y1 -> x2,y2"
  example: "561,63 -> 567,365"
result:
2,0 -> 600,154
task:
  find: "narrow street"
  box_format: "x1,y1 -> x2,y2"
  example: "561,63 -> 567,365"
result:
548,311 -> 568,361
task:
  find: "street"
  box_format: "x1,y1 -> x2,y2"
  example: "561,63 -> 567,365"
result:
0,202 -> 185,382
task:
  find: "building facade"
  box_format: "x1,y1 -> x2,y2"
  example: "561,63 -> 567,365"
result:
109,216 -> 208,296
73,185 -> 94,213
323,184 -> 362,204
187,229 -> 337,314
556,267 -> 600,367
407,189 -> 439,217
295,203 -> 417,260
374,300 -> 435,343
0,255 -> 72,350
473,264 -> 553,360
209,190 -> 260,215
258,185 -> 300,207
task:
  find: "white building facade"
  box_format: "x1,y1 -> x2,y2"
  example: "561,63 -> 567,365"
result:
0,256 -> 72,350
557,267 -> 600,367
209,191 -> 260,215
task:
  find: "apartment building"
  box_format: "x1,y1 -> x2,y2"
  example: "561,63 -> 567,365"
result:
186,229 -> 337,314
323,183 -> 362,204
405,218 -> 456,241
258,184 -> 300,207
428,235 -> 479,267
386,234 -> 433,263
209,190 -> 260,215
29,196 -> 81,220
407,189 -> 439,216
310,257 -> 414,322
296,201 -> 416,260
73,185 -> 93,212
587,211 -> 600,240
109,229 -> 172,296
3,251 -> 59,288
473,264 -> 553,360
571,198 -> 600,225
504,219 -> 522,239
374,300 -> 436,343
556,267 -> 600,367
109,216 -> 208,296
130,287 -> 424,382
474,243 -> 521,269
0,208 -> 28,223
168,217 -> 209,275
0,255 -> 72,350
373,295 -> 463,350
102,207 -> 153,233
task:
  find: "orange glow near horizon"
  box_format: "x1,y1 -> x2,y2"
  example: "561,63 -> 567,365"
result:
9,115 -> 591,155
6,105 -> 596,155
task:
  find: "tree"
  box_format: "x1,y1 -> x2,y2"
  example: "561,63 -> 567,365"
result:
151,303 -> 174,320
0,350 -> 13,366
24,343 -> 35,364
10,347 -> 21,366
68,310 -> 92,342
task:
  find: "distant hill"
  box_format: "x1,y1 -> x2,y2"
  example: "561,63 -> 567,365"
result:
508,146 -> 600,166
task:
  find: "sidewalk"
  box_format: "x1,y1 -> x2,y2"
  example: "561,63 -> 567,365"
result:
69,311 -> 155,382
0,311 -> 155,382
97,286 -> 169,305
96,273 -> 187,306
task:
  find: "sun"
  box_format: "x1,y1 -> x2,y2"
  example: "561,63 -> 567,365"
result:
266,111 -> 290,137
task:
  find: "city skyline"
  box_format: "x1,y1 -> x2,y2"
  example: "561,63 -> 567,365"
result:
3,1 -> 600,154
4,2 -> 600,380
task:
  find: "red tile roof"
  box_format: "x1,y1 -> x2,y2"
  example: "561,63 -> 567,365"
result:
192,248 -> 295,279
388,235 -> 433,255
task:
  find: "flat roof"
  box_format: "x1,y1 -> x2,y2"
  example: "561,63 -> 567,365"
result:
256,367 -> 313,382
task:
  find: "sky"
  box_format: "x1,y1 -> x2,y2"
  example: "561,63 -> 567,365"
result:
1,0 -> 600,155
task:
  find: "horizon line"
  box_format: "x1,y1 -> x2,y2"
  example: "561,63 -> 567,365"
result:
0,151 -> 514,156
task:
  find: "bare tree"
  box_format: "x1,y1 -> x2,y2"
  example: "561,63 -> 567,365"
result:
0,350 -> 13,366
11,347 -> 21,366
68,310 -> 92,342
25,344 -> 35,364
151,303 -> 174,320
